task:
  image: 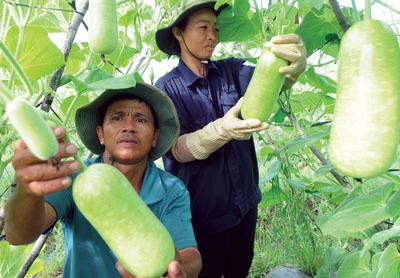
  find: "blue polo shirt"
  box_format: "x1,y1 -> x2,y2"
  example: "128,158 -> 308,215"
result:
155,58 -> 261,237
45,154 -> 196,278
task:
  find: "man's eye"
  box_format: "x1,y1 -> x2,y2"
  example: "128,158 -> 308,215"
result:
137,118 -> 146,123
112,115 -> 122,121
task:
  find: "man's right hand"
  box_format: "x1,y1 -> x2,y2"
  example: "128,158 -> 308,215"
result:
12,125 -> 81,196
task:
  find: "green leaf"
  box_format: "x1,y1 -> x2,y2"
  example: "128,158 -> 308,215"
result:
2,26 -> 65,83
314,164 -> 335,177
65,43 -> 90,74
119,9 -> 138,27
30,9 -> 64,33
296,5 -> 341,57
298,0 -> 324,10
0,241 -> 43,277
80,67 -> 114,84
279,130 -> 330,155
0,241 -> 25,277
60,94 -> 90,119
87,73 -> 138,90
285,178 -> 306,190
362,218 -> 400,254
217,4 -> 262,42
303,67 -> 337,94
60,74 -> 89,93
260,177 -> 288,208
376,243 -> 400,278
260,158 -> 282,184
336,251 -> 372,278
321,183 -> 398,237
271,107 -> 286,123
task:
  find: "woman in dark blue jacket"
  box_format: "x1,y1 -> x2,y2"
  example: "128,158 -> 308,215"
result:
155,1 -> 307,277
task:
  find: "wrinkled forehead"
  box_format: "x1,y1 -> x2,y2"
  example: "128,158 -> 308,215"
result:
101,95 -> 158,128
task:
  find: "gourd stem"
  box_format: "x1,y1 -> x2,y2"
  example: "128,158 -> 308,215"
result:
41,111 -> 88,172
364,0 -> 372,20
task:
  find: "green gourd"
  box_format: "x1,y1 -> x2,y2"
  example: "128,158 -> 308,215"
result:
329,19 -> 400,178
73,163 -> 175,278
241,47 -> 287,122
6,97 -> 57,160
88,0 -> 118,55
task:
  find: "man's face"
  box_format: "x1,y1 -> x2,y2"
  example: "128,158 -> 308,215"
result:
96,98 -> 160,165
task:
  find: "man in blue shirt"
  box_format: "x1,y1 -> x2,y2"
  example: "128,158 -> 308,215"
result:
154,0 -> 307,277
5,82 -> 201,277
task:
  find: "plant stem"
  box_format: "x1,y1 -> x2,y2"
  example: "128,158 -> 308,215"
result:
375,0 -> 400,15
329,0 -> 350,34
0,41 -> 34,98
364,0 -> 372,20
351,0 -> 360,22
41,0 -> 89,113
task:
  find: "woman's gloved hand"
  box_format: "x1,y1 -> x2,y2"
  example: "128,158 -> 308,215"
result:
265,34 -> 307,82
186,98 -> 269,160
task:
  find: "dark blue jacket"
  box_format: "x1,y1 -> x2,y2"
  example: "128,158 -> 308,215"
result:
155,58 -> 261,236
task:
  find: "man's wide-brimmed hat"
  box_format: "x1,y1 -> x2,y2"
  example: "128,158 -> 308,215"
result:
156,0 -> 226,55
75,82 -> 180,161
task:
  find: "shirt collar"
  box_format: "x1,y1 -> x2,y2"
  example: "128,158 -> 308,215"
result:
177,59 -> 219,87
139,160 -> 166,206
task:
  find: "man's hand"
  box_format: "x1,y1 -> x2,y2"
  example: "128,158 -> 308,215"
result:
5,126 -> 81,245
115,260 -> 187,278
12,126 -> 81,196
265,34 -> 307,81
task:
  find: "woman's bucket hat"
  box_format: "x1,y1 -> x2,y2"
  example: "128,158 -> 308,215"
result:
75,82 -> 180,161
156,0 -> 226,55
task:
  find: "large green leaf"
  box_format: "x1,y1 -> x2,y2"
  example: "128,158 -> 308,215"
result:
0,241 -> 44,278
2,26 -> 65,83
30,7 -> 64,33
376,243 -> 400,278
321,183 -> 400,237
217,3 -> 262,42
296,5 -> 341,57
336,251 -> 371,278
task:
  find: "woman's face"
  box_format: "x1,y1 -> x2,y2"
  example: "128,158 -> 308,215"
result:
173,7 -> 219,60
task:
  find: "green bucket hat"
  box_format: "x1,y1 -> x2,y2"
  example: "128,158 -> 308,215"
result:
75,82 -> 180,161
156,0 -> 226,55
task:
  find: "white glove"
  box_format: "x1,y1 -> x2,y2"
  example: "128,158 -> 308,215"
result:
186,98 -> 269,160
264,34 -> 307,83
